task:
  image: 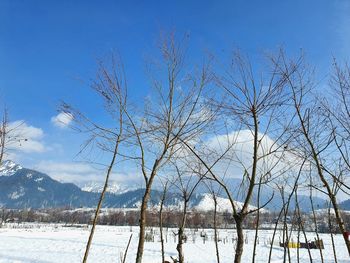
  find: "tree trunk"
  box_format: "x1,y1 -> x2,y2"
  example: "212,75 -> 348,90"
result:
213,196 -> 220,263
177,201 -> 188,263
135,186 -> 152,263
252,180 -> 262,263
0,112 -> 8,165
135,157 -> 163,263
234,216 -> 244,263
159,184 -> 167,263
309,183 -> 324,263
82,139 -> 120,263
122,234 -> 133,263
295,201 -> 313,263
268,206 -> 285,263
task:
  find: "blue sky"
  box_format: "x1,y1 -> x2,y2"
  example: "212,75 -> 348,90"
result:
0,0 -> 349,184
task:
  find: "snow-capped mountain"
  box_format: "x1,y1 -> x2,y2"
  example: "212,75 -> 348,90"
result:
0,161 -> 182,209
0,160 -> 22,176
0,160 -> 99,208
79,181 -> 134,195
0,160 -> 328,212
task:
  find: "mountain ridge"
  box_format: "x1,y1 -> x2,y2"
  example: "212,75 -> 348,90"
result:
0,160 -> 329,212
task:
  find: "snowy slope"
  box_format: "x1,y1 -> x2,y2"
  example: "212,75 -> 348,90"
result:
80,181 -> 133,195
0,160 -> 22,176
194,193 -> 266,213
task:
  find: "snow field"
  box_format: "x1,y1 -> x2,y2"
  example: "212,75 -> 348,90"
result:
0,224 -> 348,262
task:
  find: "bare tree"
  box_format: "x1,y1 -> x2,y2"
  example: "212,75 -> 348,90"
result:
121,234 -> 133,263
158,179 -> 168,263
180,50 -> 298,263
295,188 -> 313,263
170,160 -> 205,263
61,54 -> 128,263
205,181 -> 223,263
123,34 -> 214,263
0,109 -> 28,164
0,109 -> 8,165
272,55 -> 350,256
252,177 -> 263,263
327,200 -> 338,263
308,177 -> 324,263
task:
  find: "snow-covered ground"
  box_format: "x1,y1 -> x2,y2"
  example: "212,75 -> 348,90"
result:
0,223 -> 348,263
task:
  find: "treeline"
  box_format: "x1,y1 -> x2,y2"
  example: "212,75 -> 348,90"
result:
2,208 -> 350,234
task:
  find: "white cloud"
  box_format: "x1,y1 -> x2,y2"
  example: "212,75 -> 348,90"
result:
34,161 -> 101,182
51,112 -> 73,129
7,121 -> 46,153
33,160 -> 144,186
201,130 -> 300,180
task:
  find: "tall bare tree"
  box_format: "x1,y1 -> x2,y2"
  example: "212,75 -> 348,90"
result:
158,179 -> 168,263
180,50 -> 298,263
169,160 -> 205,263
0,109 -> 28,165
204,180 -> 223,263
0,109 -> 8,165
272,55 -> 350,256
61,54 -> 128,263
125,34 -> 214,263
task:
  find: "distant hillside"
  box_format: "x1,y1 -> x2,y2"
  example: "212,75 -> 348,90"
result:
0,161 -> 185,209
340,199 -> 350,210
0,160 -> 327,212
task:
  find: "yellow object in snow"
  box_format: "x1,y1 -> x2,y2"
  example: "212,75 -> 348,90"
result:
287,242 -> 300,248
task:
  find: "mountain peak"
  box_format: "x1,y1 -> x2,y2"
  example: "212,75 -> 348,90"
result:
80,181 -> 133,195
0,160 -> 22,177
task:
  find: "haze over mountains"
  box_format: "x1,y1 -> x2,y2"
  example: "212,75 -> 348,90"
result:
0,160 -> 337,212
